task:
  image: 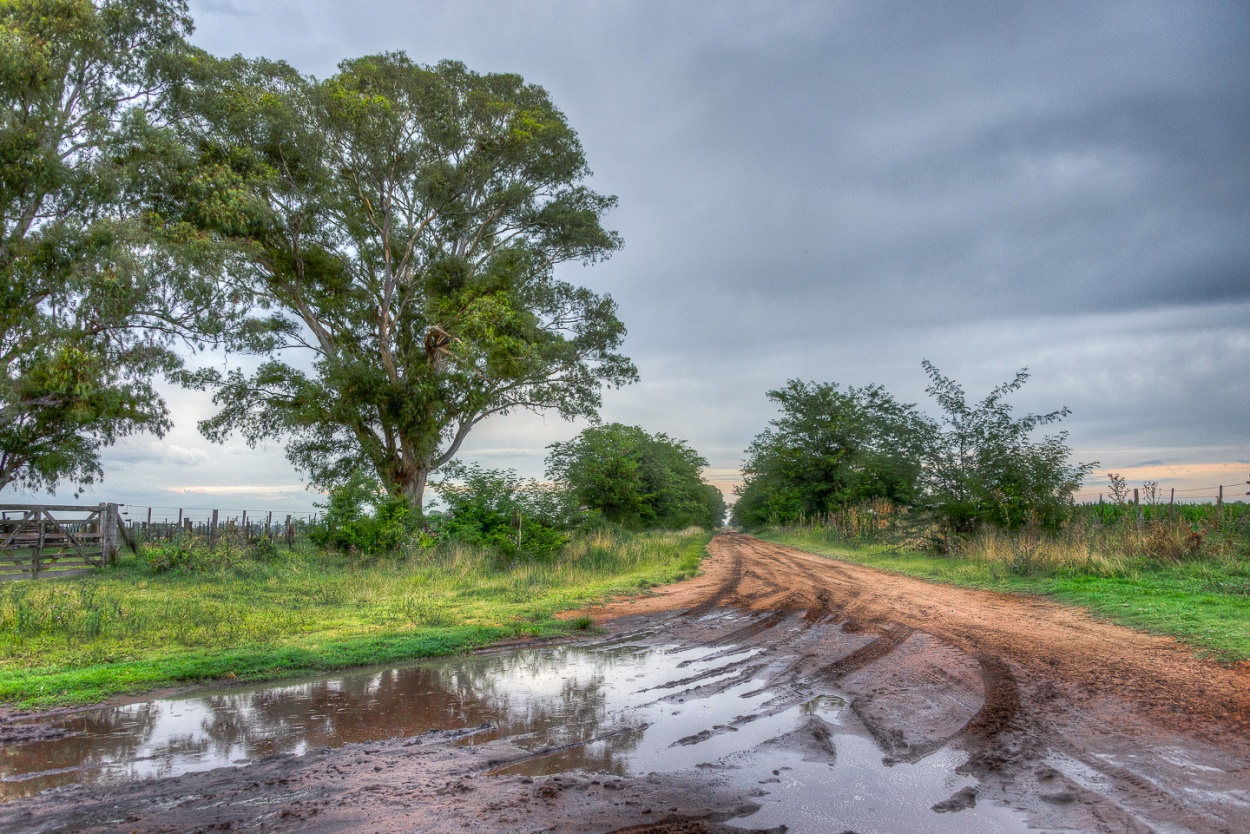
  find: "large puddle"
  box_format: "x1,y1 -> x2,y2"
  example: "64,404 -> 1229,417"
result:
1,636 -> 1030,832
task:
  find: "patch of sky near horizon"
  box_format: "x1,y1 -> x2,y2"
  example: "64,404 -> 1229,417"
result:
23,0 -> 1246,512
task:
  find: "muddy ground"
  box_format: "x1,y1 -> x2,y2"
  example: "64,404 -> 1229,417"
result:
2,532 -> 1249,833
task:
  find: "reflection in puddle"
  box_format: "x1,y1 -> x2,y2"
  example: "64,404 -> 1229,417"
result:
0,640 -> 1029,832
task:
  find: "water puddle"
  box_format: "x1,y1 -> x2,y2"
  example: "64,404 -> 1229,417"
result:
1,640 -> 1030,832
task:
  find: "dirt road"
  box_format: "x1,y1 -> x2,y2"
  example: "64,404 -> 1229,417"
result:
2,533 -> 1248,833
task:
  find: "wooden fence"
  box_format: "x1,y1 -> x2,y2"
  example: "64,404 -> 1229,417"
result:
1,503 -> 320,581
116,507 -> 315,549
0,503 -> 120,582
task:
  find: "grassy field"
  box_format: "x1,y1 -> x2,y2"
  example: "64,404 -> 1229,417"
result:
763,525 -> 1250,662
0,529 -> 709,709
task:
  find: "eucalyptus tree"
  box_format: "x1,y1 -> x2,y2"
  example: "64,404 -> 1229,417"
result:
180,54 -> 635,507
0,0 -> 242,493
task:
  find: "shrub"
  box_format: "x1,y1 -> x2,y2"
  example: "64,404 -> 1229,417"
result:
310,472 -> 420,555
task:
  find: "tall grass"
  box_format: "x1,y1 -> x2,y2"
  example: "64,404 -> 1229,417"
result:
769,501 -> 1249,578
0,528 -> 710,707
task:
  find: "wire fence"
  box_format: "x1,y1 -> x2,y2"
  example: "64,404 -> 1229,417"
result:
1073,478 -> 1250,505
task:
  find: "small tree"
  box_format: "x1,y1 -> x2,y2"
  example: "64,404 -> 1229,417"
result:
731,380 -> 934,528
546,423 -> 725,530
921,361 -> 1094,532
1106,472 -> 1130,505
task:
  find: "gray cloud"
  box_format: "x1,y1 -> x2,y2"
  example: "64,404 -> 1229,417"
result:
70,0 -> 1250,508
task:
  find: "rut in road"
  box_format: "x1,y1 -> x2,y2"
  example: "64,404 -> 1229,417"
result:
586,532 -> 1250,834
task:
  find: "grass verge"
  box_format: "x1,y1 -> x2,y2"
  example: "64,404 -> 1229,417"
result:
0,529 -> 709,709
762,529 -> 1250,663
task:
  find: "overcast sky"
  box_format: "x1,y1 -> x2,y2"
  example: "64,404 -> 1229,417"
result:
29,0 -> 1250,517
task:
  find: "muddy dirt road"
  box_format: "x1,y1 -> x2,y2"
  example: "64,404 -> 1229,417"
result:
2,533 -> 1248,833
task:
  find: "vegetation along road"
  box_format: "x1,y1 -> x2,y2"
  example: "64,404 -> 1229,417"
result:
3,532 -> 1246,833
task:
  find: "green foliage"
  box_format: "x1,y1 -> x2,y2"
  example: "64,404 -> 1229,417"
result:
921,362 -> 1094,532
732,381 -> 934,527
546,423 -> 725,530
309,472 -> 421,555
173,52 -> 636,507
0,0 -> 257,494
0,528 -> 710,707
430,462 -> 573,556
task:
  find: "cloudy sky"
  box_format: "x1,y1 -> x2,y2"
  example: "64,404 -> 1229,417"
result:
33,0 -> 1250,518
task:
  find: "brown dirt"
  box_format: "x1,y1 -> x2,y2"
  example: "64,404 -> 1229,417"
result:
3,532 -> 1248,833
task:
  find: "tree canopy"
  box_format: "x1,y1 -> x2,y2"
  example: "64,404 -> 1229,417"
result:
920,361 -> 1094,531
547,423 -> 725,530
0,0 -> 241,493
731,380 -> 934,527
176,53 -> 635,508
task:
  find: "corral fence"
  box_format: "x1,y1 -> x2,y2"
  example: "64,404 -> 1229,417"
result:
1,503 -> 323,581
115,505 -> 319,549
0,503 -> 122,582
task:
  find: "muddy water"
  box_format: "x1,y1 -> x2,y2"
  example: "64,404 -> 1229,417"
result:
1,637 -> 1029,832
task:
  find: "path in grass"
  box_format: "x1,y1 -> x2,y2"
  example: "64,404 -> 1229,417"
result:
0,530 -> 709,710
762,530 -> 1250,663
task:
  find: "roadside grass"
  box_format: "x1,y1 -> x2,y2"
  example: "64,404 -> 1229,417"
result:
762,527 -> 1250,663
0,529 -> 709,709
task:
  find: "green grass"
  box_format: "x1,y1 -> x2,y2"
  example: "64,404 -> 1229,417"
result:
762,529 -> 1250,663
0,528 -> 710,709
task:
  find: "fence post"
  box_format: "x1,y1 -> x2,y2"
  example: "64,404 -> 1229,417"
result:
285,514 -> 293,548
266,511 -> 273,537
1217,484 -> 1223,508
145,507 -> 152,543
210,509 -> 219,549
105,503 -> 121,564
98,503 -> 110,564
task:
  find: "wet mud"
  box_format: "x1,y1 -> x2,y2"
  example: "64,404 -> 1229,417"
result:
1,532 -> 1248,833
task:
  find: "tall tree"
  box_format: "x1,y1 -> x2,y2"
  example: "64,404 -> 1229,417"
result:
0,0 -> 236,493
179,54 -> 636,507
546,423 -> 725,530
921,361 -> 1094,531
732,380 -> 934,527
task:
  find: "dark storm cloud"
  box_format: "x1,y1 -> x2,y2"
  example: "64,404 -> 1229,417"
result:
187,2 -> 1250,335
105,0 -> 1245,504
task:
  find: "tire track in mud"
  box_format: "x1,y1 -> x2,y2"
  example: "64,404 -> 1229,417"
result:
811,624 -> 916,682
704,534 -> 1029,771
681,544 -> 745,619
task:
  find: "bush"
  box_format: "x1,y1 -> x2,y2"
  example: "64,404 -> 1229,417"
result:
310,472 -> 421,555
429,462 -> 573,557
547,423 -> 726,530
920,362 -> 1093,533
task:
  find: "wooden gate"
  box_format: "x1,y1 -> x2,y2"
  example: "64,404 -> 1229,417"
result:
0,503 -> 119,581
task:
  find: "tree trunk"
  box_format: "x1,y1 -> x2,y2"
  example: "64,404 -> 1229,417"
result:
396,464 -> 429,512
